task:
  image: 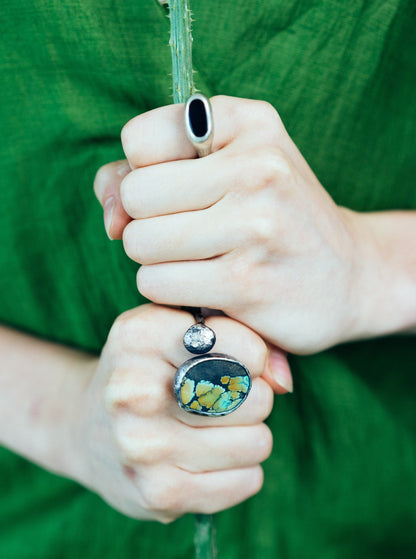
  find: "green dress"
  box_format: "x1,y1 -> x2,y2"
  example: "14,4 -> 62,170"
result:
0,0 -> 415,556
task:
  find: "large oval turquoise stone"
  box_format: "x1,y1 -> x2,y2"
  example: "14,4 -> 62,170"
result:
174,353 -> 251,416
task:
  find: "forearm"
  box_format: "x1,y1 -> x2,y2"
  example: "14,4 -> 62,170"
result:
348,209 -> 416,340
0,325 -> 96,482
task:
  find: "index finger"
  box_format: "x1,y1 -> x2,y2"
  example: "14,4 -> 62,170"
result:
121,95 -> 260,169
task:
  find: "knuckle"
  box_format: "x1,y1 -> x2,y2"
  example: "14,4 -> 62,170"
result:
123,223 -> 154,265
120,171 -> 148,219
225,250 -> 268,308
223,98 -> 281,132
157,513 -> 179,525
262,381 -> 275,418
158,486 -> 183,513
121,118 -> 137,164
211,94 -> 241,120
137,383 -> 166,418
115,416 -> 171,465
225,98 -> 250,126
141,480 -> 182,514
108,307 -> 154,353
212,97 -> 281,132
236,145 -> 291,204
250,103 -> 285,145
122,435 -> 167,465
136,266 -> 159,302
225,252 -> 254,303
107,373 -> 166,418
247,209 -> 278,245
134,385 -> 166,418
236,329 -> 268,378
250,465 -> 265,494
255,424 -> 273,462
104,368 -> 130,412
109,310 -> 139,347
249,378 -> 274,421
122,221 -> 139,262
252,145 -> 291,189
119,173 -> 136,217
252,100 -> 281,126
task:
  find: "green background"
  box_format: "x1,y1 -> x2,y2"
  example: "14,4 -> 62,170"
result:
0,0 -> 415,556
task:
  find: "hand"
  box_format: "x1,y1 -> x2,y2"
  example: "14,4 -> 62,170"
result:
79,304 -> 278,523
94,96 -> 368,354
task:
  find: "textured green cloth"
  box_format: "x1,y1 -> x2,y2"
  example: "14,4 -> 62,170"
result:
1,0 -> 415,557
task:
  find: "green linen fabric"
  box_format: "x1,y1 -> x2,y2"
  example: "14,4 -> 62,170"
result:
0,0 -> 415,557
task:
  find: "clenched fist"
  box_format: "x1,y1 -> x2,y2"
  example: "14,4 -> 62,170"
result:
80,304 -> 278,523
95,96 -> 383,354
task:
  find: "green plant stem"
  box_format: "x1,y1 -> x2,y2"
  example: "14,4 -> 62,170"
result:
168,0 -> 195,103
195,514 -> 217,559
168,2 -> 216,558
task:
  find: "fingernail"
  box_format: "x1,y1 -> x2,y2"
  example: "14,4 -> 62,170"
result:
104,197 -> 115,240
268,350 -> 293,393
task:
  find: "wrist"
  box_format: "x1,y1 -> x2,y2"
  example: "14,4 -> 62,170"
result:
342,208 -> 416,341
60,355 -> 97,486
0,327 -> 99,484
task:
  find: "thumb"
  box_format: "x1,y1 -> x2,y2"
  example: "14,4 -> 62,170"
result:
94,160 -> 132,240
262,346 -> 293,395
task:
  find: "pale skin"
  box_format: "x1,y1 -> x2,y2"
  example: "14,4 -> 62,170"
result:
0,305 -> 285,523
1,105 -> 292,522
89,94 -> 416,519
95,95 -> 416,351
2,95 -> 415,525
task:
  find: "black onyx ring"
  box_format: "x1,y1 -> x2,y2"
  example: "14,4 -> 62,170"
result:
173,95 -> 252,416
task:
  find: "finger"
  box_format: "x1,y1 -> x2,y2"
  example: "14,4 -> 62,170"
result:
118,415 -> 272,473
138,464 -> 264,516
137,260 -> 237,311
94,160 -> 132,239
108,364 -> 274,429
168,315 -> 274,427
105,360 -> 174,418
114,413 -> 174,466
121,96 -> 276,169
261,347 -> 293,395
174,424 -> 272,473
179,465 -> 265,514
115,307 -> 269,379
122,204 -> 240,265
107,305 -> 196,363
121,95 -> 315,192
107,306 -> 272,418
120,150 -> 231,219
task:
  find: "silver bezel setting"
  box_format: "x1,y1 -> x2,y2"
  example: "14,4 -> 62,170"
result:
173,353 -> 252,417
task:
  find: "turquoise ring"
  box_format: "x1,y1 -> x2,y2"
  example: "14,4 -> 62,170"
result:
174,320 -> 252,416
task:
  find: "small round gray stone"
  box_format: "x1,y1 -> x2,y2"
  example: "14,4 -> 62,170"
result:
183,323 -> 216,354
